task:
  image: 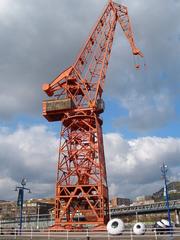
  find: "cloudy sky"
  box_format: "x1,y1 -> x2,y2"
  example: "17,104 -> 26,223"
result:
0,0 -> 179,201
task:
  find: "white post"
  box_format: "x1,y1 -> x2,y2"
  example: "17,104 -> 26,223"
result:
37,204 -> 40,230
86,229 -> 90,240
175,210 -> 180,225
31,226 -> 33,240
24,213 -> 27,229
66,230 -> 69,240
50,212 -> 53,226
136,212 -> 138,223
154,229 -> 157,240
48,229 -> 50,240
14,228 -> 17,239
130,229 -> 133,240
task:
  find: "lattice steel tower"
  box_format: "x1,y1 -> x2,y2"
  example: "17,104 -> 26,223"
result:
42,0 -> 143,230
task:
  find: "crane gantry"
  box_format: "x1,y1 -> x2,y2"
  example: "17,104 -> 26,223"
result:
42,0 -> 143,230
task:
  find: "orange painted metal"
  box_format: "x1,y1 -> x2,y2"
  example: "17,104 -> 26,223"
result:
42,1 -> 143,230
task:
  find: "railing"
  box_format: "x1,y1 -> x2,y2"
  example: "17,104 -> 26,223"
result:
1,200 -> 179,233
111,200 -> 180,215
0,228 -> 180,239
0,214 -> 53,229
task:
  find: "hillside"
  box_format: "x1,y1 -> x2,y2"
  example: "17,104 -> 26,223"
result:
153,181 -> 180,201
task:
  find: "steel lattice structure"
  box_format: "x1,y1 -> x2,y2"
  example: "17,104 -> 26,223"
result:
42,0 -> 143,230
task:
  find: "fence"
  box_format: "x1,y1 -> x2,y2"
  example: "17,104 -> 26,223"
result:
0,228 -> 180,240
0,214 -> 53,229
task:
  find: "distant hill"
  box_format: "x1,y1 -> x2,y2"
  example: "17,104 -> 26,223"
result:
153,181 -> 180,201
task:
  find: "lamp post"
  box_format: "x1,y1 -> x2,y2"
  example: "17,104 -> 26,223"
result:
161,163 -> 172,229
15,178 -> 31,234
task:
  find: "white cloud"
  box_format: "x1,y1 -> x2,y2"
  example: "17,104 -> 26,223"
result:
0,0 -> 10,15
0,0 -> 179,132
104,133 -> 180,199
0,126 -> 179,200
114,92 -> 176,132
105,0 -> 180,131
0,125 -> 58,200
109,183 -> 119,197
0,177 -> 17,200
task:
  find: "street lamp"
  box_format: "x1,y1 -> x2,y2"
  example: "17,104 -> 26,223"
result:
161,163 -> 172,229
15,178 -> 31,234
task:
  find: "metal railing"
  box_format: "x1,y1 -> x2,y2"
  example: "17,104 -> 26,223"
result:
0,214 -> 53,230
111,200 -> 180,215
0,227 -> 180,239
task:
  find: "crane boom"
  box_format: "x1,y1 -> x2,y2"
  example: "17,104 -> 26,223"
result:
42,0 -> 143,230
43,1 -> 143,106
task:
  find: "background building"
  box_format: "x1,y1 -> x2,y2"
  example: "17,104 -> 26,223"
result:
0,198 -> 54,221
110,197 -> 131,207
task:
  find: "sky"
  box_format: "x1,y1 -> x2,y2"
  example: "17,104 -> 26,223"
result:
0,0 -> 179,201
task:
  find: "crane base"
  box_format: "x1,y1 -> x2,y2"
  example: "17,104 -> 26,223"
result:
48,224 -> 107,232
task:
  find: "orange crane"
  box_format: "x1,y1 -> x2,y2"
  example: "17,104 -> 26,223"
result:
42,0 -> 143,230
